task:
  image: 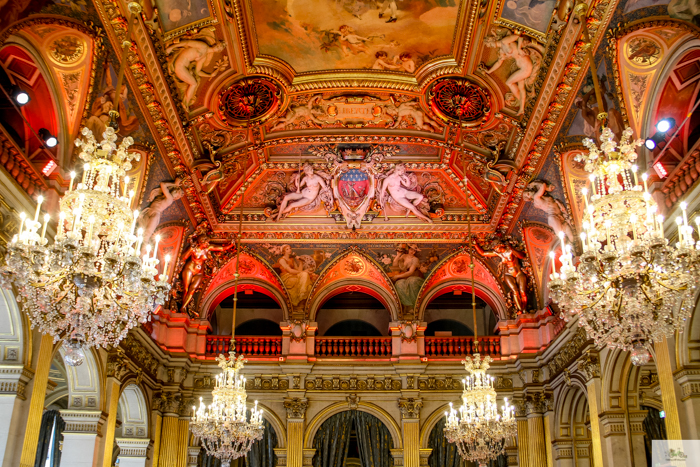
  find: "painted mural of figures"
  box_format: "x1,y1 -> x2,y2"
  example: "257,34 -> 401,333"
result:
274,164 -> 333,221
393,52 -> 415,72
278,245 -> 313,307
389,243 -> 425,310
86,86 -> 140,139
522,180 -> 574,243
372,51 -> 401,70
137,180 -> 185,255
165,28 -> 226,108
378,164 -> 432,223
473,241 -> 528,314
331,25 -> 372,56
179,235 -> 234,316
574,77 -> 624,141
377,0 -> 398,22
484,29 -> 542,115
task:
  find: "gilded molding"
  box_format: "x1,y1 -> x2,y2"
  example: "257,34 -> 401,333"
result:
578,351 -> 601,381
547,327 -> 589,377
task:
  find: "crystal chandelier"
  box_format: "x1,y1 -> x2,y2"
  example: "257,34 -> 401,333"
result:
444,355 -> 516,465
0,126 -> 170,366
190,198 -> 263,465
548,126 -> 697,365
444,170 -> 516,465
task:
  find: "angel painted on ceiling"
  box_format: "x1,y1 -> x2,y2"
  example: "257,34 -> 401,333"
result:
523,180 -> 574,242
137,180 -> 185,255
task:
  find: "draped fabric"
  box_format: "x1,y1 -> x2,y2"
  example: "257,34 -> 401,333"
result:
353,411 -> 392,467
247,419 -> 278,467
427,418 -> 507,467
198,418 -> 277,467
34,410 -> 65,467
312,411 -> 354,467
642,406 -> 668,466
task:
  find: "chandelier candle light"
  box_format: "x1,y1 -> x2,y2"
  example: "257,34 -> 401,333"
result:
190,193 -> 264,465
547,2 -> 698,366
444,164 -> 516,465
0,126 -> 171,366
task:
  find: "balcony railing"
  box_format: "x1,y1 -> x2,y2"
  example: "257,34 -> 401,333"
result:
424,336 -> 500,357
205,336 -> 283,357
315,337 -> 392,358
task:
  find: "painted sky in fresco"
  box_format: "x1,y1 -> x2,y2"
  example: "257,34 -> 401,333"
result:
251,0 -> 461,73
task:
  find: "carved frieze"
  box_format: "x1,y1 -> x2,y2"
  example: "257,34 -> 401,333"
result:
547,327 -> 589,377
304,375 -> 401,391
578,352 -> 601,381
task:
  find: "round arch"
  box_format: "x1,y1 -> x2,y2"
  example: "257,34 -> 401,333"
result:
258,402 -> 287,448
0,286 -> 30,366
303,402 -> 402,449
57,346 -> 102,410
117,383 -> 149,438
416,280 -> 507,322
420,404 -> 452,448
201,277 -> 291,322
308,279 -> 401,322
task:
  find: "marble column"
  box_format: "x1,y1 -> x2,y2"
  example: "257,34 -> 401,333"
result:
398,397 -> 422,467
676,367 -> 700,439
284,397 -> 308,467
58,410 -> 104,467
18,334 -> 53,467
187,446 -> 201,467
115,438 -> 150,467
0,363 -> 31,467
628,410 -> 648,467
598,412 -> 631,466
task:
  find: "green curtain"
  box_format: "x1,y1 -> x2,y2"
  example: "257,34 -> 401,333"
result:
642,406 -> 668,467
427,418 -> 507,467
353,411 -> 392,467
34,410 -> 64,467
312,411 -> 355,467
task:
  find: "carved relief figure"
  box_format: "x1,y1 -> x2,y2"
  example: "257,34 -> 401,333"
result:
166,28 -> 226,109
523,180 -> 574,242
179,235 -> 234,316
388,243 -> 425,312
484,29 -> 543,115
274,164 -> 333,221
270,95 -> 327,131
386,100 -> 441,131
474,241 -> 528,314
378,164 -> 432,223
276,245 -> 314,308
86,86 -> 140,138
137,180 -> 185,254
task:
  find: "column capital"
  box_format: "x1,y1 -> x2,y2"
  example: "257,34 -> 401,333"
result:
284,397 -> 309,420
628,410 -> 649,435
598,412 -> 628,438
59,409 -> 104,434
674,367 -> 700,400
115,437 -> 150,457
525,392 -> 551,416
390,449 -> 404,467
187,446 -> 201,466
152,391 -> 183,416
106,349 -> 129,381
274,448 -> 288,467
418,449 -> 432,467
398,397 -> 423,420
0,364 -> 32,400
578,351 -> 601,381
302,448 -> 316,467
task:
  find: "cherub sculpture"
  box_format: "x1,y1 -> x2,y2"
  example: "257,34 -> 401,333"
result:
484,29 -> 543,115
179,235 -> 234,316
270,95 -> 328,131
386,100 -> 442,132
474,240 -> 529,314
378,163 -> 432,223
274,163 -> 334,221
136,180 -> 185,255
522,180 -> 574,242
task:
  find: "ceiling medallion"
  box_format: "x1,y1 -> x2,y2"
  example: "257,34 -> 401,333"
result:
428,78 -> 491,127
49,35 -> 85,64
218,77 -> 282,126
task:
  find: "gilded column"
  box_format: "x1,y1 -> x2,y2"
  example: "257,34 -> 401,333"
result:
543,412 -> 554,467
515,401 -> 529,467
284,397 -> 309,467
177,416 -> 190,467
19,334 -> 54,467
654,337 -> 683,440
525,394 -> 548,467
151,412 -> 163,467
155,392 -> 184,467
398,398 -> 423,467
579,352 -> 604,467
102,351 -> 128,467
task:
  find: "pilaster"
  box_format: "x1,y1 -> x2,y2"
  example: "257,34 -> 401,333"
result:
115,438 -> 150,467
0,364 -> 31,466
187,446 -> 200,467
515,401 -> 529,467
101,351 -> 129,467
628,410 -> 648,467
59,410 -> 104,467
284,397 -> 308,467
398,397 -> 422,467
578,351 -> 604,467
654,337 -> 683,439
675,366 -> 700,439
525,393 -> 548,467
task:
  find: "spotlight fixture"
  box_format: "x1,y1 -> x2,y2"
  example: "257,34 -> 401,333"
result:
645,131 -> 667,151
656,118 -> 676,133
38,128 -> 57,148
645,138 -> 657,150
10,86 -> 29,106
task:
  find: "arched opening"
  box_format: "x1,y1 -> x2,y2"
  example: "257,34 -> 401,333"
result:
424,293 -> 498,336
427,418 -> 506,467
316,292 -> 391,337
209,290 -> 283,336
311,410 -> 392,467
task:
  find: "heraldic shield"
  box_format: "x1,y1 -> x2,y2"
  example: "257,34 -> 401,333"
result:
332,167 -> 376,229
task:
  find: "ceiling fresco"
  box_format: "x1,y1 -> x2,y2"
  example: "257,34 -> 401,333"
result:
4,0 -> 695,322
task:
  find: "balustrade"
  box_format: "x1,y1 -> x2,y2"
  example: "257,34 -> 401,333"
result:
424,336 -> 500,357
205,336 -> 282,357
315,337 -> 392,358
